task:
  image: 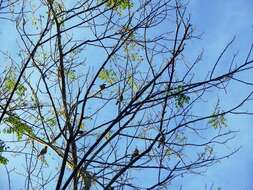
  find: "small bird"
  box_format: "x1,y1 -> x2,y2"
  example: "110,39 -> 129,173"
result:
78,130 -> 87,135
99,84 -> 106,90
131,148 -> 139,160
158,134 -> 165,148
78,130 -> 84,135
37,146 -> 48,158
116,94 -> 123,105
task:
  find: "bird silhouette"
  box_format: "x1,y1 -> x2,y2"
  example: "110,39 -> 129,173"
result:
99,84 -> 106,90
116,94 -> 123,105
37,146 -> 48,158
158,134 -> 165,148
131,148 -> 139,160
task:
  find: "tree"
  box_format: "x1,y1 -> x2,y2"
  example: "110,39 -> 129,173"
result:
0,0 -> 252,189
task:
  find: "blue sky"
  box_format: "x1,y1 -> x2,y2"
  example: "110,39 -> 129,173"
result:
0,0 -> 253,189
176,1 -> 253,189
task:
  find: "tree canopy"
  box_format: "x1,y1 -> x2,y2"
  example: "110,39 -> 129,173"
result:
0,0 -> 252,189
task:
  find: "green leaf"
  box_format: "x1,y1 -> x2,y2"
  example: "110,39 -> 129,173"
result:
98,69 -> 117,84
4,115 -> 33,140
82,172 -> 92,190
0,141 -> 8,165
208,101 -> 228,129
164,148 -> 173,156
47,117 -> 57,126
4,67 -> 27,96
105,130 -> 112,140
66,70 -> 77,81
0,156 -> 8,165
16,84 -> 27,96
105,0 -> 133,10
127,75 -> 138,92
173,85 -> 190,108
208,113 -> 228,129
31,16 -> 38,27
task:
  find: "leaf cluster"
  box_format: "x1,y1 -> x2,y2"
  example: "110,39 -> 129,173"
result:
3,115 -> 33,140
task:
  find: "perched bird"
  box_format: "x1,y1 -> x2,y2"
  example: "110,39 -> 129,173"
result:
37,146 -> 48,158
99,84 -> 106,90
158,134 -> 166,148
131,148 -> 139,160
116,94 -> 123,105
78,130 -> 87,136
78,130 -> 84,135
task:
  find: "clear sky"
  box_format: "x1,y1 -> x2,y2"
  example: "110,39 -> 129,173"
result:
0,1 -> 253,190
176,1 -> 253,189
